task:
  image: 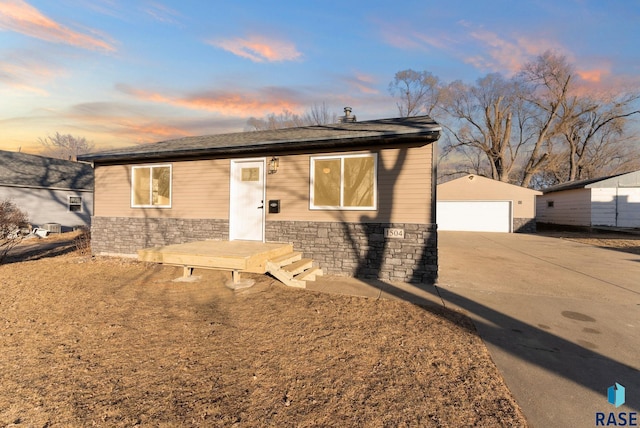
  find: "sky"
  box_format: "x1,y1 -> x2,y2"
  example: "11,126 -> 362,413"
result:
0,0 -> 638,154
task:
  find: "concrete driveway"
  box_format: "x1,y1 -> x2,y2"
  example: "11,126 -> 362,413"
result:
436,231 -> 640,428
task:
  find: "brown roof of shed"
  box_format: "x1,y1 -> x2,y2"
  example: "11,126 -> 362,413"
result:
79,115 -> 441,164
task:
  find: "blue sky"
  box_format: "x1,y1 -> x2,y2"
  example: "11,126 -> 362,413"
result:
1,0 -> 638,153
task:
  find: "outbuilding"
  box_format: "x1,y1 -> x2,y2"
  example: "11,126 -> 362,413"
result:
437,174 -> 541,233
0,150 -> 93,232
79,115 -> 442,283
536,170 -> 640,228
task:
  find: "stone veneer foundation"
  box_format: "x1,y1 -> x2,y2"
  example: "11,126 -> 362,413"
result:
90,217 -> 229,256
266,221 -> 437,283
91,217 -> 438,284
513,217 -> 537,233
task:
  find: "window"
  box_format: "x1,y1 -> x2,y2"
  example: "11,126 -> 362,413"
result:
68,196 -> 82,212
310,153 -> 377,210
131,164 -> 172,208
547,200 -> 554,208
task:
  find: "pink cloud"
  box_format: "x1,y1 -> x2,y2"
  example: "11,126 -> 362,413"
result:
343,73 -> 379,95
465,29 -> 563,75
377,19 -> 459,53
111,120 -> 193,143
576,68 -> 608,83
142,1 -> 182,25
379,27 -> 426,51
208,35 -> 302,62
116,84 -> 302,116
0,54 -> 62,94
379,19 -> 568,77
570,63 -> 638,95
0,0 -> 115,52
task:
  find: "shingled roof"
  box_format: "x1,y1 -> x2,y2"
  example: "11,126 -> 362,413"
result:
0,150 -> 93,190
541,170 -> 640,194
79,115 -> 441,164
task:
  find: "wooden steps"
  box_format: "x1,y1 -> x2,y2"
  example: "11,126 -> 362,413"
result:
266,251 -> 323,288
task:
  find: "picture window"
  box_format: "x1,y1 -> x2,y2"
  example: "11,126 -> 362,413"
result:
310,153 -> 377,210
131,164 -> 172,208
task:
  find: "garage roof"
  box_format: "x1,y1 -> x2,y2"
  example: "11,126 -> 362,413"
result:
542,170 -> 640,194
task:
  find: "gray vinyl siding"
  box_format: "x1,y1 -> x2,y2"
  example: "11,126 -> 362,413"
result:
0,186 -> 93,229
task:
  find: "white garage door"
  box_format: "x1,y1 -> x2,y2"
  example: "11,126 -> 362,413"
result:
437,201 -> 512,232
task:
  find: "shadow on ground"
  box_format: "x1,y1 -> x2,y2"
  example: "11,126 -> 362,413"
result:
321,277 -> 640,415
3,237 -> 78,264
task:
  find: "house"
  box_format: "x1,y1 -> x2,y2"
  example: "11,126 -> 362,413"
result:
437,174 -> 542,233
0,150 -> 94,232
78,115 -> 442,283
536,170 -> 640,228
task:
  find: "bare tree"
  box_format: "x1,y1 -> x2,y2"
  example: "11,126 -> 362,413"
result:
388,69 -> 441,117
517,51 -> 573,187
246,104 -> 339,131
38,132 -> 95,161
302,102 -> 338,125
558,94 -> 640,181
391,55 -> 640,188
440,74 -> 522,182
245,110 -> 304,131
0,199 -> 29,263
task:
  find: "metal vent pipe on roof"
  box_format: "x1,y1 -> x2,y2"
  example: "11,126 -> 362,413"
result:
339,107 -> 357,123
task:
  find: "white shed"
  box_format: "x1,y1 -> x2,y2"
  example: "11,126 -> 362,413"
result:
536,170 -> 640,228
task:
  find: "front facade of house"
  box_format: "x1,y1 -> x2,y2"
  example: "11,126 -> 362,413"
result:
437,174 -> 541,233
81,116 -> 441,283
0,150 -> 94,231
536,170 -> 640,228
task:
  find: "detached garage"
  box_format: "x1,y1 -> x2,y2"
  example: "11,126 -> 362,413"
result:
437,175 -> 541,233
536,170 -> 640,228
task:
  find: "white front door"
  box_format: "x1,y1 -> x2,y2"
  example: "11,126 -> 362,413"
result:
229,159 -> 266,241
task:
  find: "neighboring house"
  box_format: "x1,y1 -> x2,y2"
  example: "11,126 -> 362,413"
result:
0,150 -> 94,231
437,174 -> 542,233
78,115 -> 442,283
536,170 -> 640,228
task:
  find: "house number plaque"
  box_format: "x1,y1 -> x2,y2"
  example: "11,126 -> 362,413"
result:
384,228 -> 405,239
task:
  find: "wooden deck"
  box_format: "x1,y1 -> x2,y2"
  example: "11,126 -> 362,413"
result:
138,240 -> 294,275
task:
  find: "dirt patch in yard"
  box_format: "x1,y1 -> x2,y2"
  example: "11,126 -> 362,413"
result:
0,240 -> 527,427
537,229 -> 640,256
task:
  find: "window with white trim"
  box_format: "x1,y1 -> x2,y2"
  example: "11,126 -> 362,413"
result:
131,164 -> 172,208
68,196 -> 83,212
310,153 -> 377,210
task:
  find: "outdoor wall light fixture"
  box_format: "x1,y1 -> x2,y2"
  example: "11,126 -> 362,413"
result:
268,156 -> 279,174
